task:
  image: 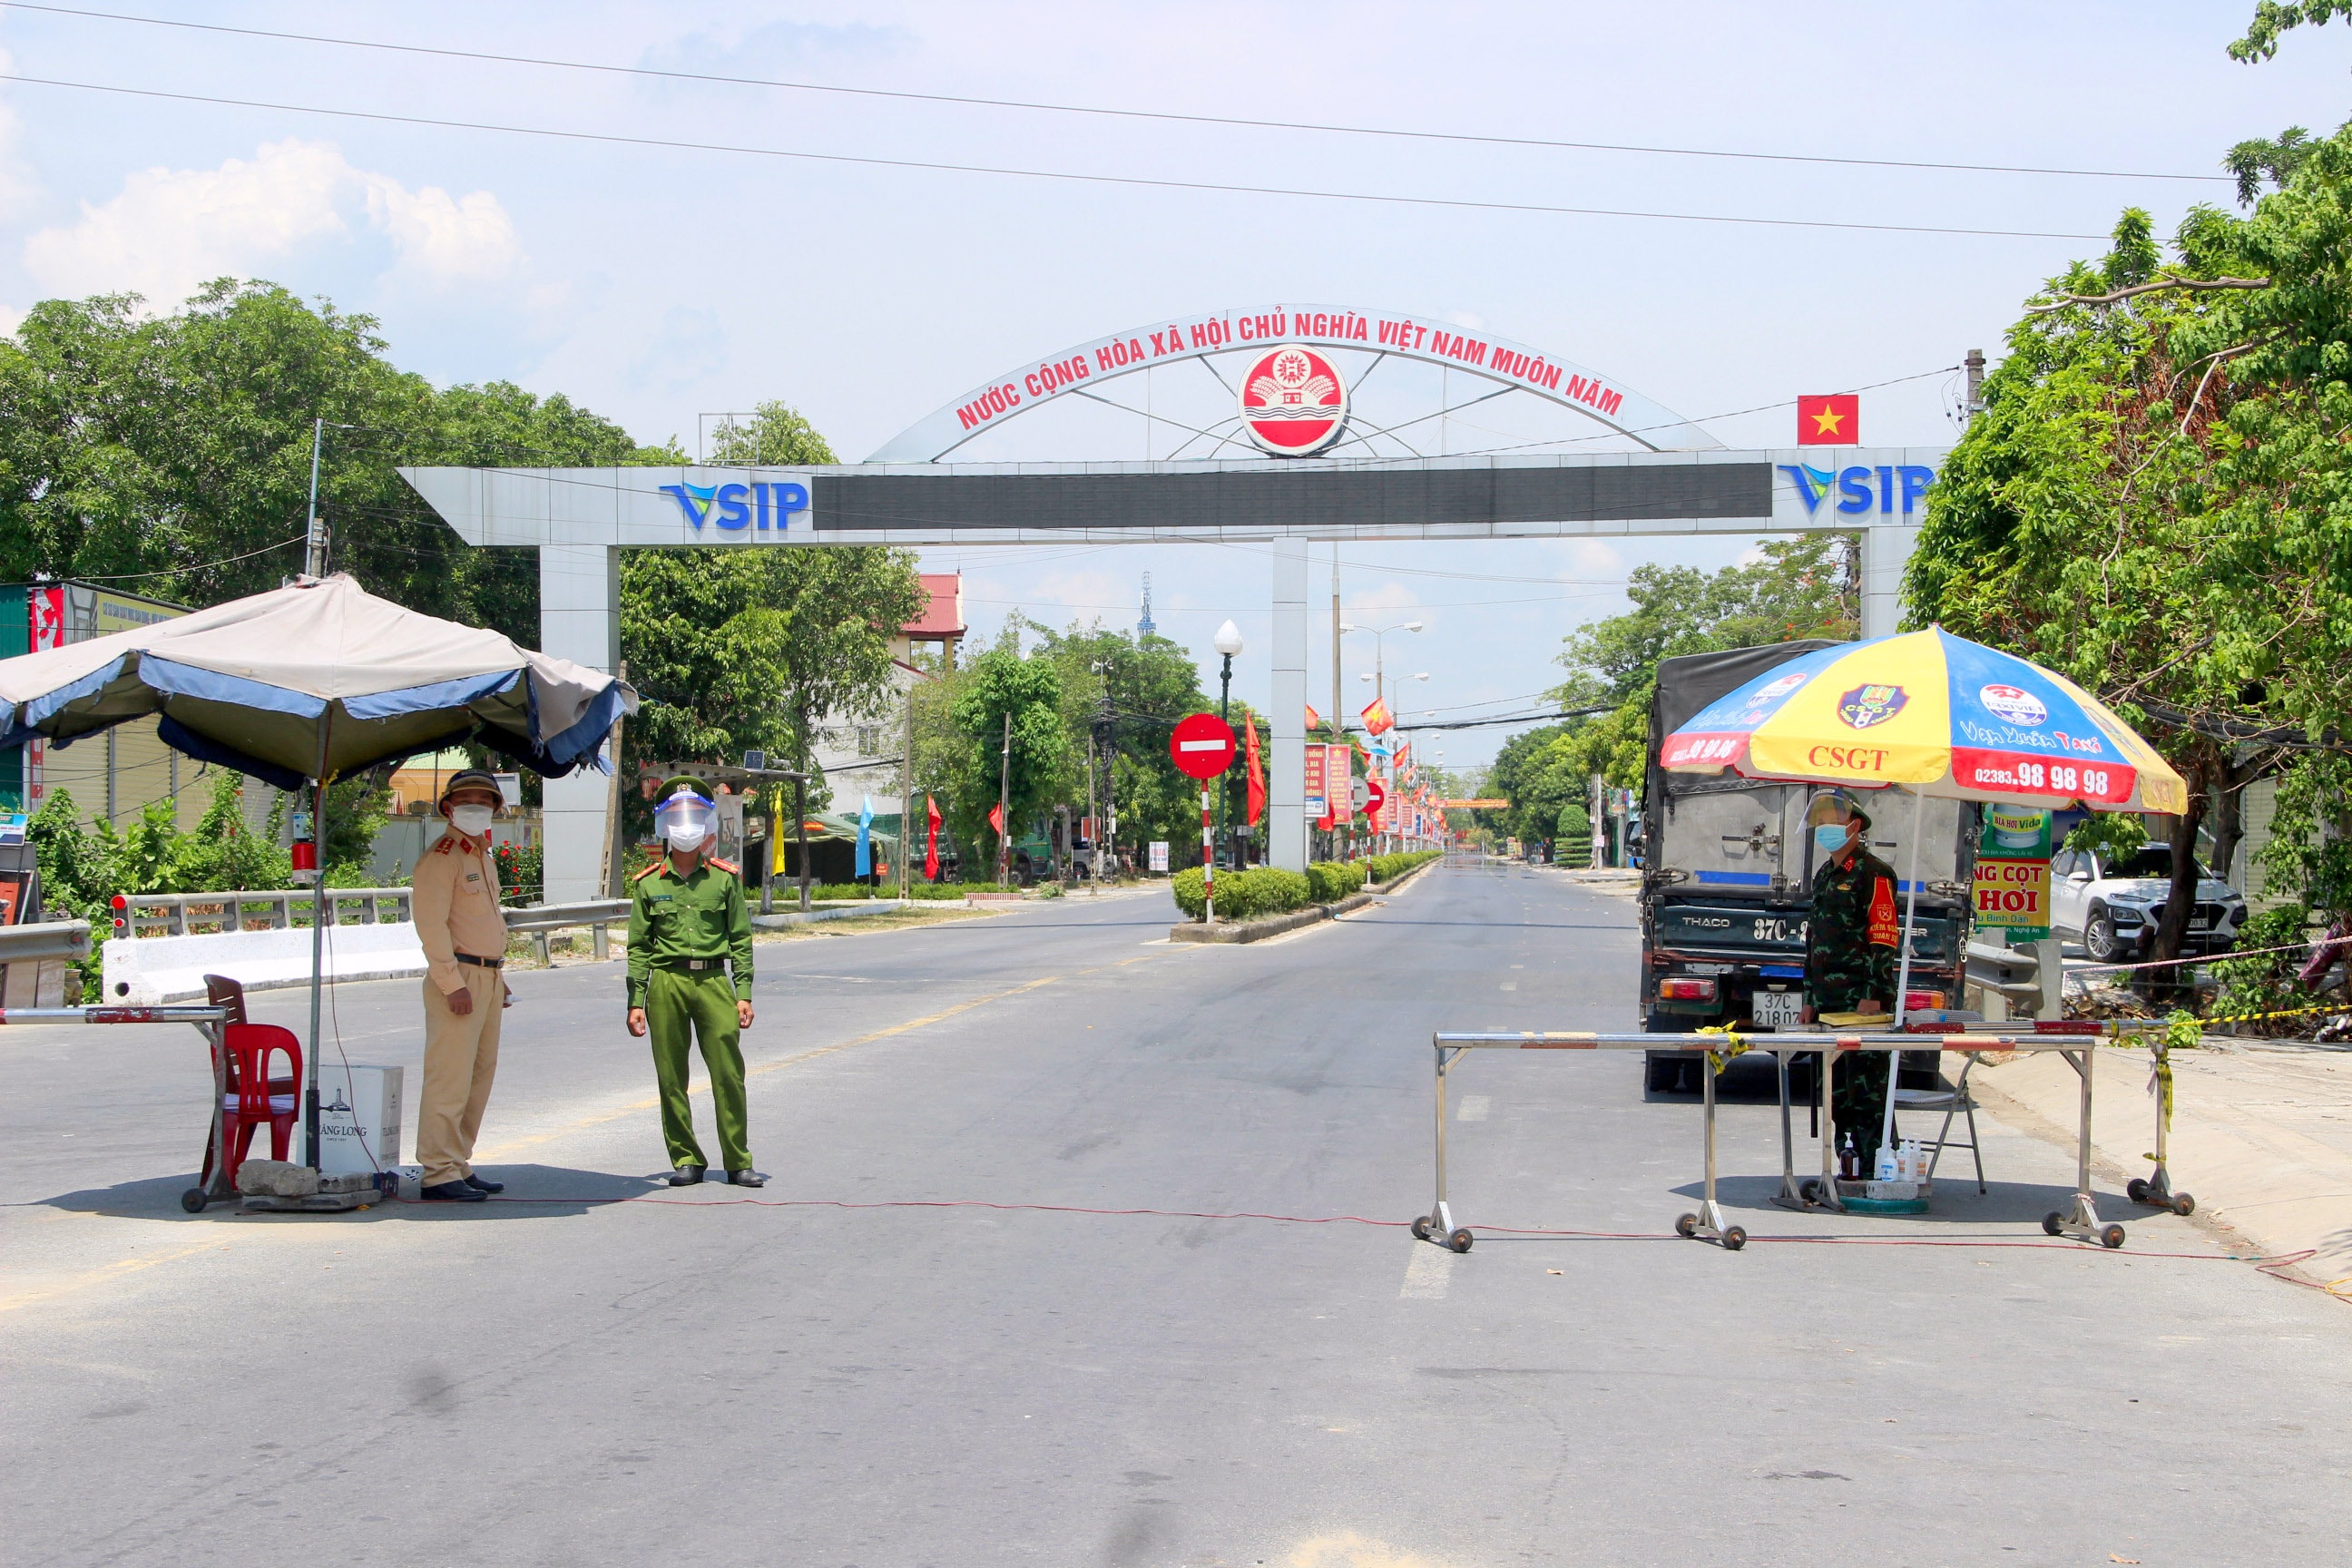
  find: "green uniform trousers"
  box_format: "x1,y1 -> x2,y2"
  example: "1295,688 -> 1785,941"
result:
645,967 -> 751,1171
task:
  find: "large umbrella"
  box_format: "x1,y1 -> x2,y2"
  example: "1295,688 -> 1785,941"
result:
0,573 -> 638,1170
1659,627 -> 2187,1157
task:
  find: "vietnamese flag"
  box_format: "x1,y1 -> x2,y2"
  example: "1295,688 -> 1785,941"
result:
1797,393 -> 1858,446
925,794 -> 942,880
988,800 -> 1005,836
1305,702 -> 1320,731
1361,696 -> 1394,737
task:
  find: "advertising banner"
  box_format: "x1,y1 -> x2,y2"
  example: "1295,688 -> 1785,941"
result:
1972,803 -> 2053,940
1302,741 -> 1327,819
1148,841 -> 1170,872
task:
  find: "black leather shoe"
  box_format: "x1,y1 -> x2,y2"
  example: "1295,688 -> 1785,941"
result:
420,1181 -> 486,1202
463,1173 -> 505,1194
727,1169 -> 767,1188
668,1165 -> 706,1187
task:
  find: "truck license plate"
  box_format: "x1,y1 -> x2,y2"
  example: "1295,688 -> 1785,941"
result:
1752,989 -> 1804,1028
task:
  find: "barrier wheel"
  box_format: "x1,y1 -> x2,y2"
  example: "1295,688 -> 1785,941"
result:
180,1188 -> 209,1214
2101,1224 -> 2127,1249
1446,1228 -> 1474,1254
1410,1216 -> 1433,1241
1721,1226 -> 1747,1251
2042,1212 -> 2063,1237
1675,1212 -> 1698,1239
2127,1178 -> 2149,1202
2173,1192 -> 2197,1218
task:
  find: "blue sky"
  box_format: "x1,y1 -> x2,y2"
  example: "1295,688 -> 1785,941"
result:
2,3 -> 2346,766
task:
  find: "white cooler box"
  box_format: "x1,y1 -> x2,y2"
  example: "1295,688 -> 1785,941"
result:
295,1063 -> 404,1175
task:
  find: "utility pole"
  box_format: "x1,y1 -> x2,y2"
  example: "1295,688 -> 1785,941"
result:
303,418 -> 327,577
1964,347 -> 1986,423
900,676 -> 916,898
1099,698 -> 1116,884
1329,545 -> 1342,865
1084,730 -> 1099,897
996,710 -> 1013,886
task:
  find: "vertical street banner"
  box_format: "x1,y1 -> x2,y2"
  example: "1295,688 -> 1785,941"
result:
1148,840 -> 1170,872
1972,804 -> 2053,941
1303,740 -> 1327,821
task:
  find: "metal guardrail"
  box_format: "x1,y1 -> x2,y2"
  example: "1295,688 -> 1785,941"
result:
112,887 -> 413,939
0,918 -> 93,963
1965,936 -> 2063,1018
504,898 -> 629,963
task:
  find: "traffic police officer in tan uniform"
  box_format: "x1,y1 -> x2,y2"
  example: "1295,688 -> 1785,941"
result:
627,776 -> 762,1187
410,769 -> 514,1202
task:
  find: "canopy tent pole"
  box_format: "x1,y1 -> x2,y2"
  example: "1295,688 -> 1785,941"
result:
1881,784 -> 1926,1161
304,711 -> 332,1171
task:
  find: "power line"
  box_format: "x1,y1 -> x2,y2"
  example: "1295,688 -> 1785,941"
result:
4,4 -> 2235,186
53,531 -> 309,582
0,74 -> 2114,244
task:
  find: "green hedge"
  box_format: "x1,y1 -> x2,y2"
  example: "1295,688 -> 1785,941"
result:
799,881 -> 1001,900
1170,865 -> 1312,922
1367,849 -> 1442,883
1307,860 -> 1367,903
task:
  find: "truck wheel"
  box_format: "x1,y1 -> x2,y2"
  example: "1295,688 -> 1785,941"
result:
1644,1054 -> 1681,1093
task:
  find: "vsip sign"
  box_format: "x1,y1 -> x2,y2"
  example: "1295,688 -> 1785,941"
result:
1779,459 -> 1936,518
659,479 -> 810,534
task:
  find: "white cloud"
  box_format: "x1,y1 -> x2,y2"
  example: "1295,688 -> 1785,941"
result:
0,301 -> 22,339
22,139 -> 521,307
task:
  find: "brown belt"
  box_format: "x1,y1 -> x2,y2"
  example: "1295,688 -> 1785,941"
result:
456,953 -> 504,970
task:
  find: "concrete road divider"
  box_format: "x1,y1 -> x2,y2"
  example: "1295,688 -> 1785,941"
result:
103,921 -> 428,1005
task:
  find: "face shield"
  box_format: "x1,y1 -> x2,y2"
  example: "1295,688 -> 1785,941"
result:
1806,790 -> 1867,856
655,788 -> 717,851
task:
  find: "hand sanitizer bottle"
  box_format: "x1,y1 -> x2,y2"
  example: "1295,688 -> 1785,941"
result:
1873,1140 -> 1898,1182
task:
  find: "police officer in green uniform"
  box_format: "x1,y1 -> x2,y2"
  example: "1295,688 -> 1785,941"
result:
627,776 -> 763,1187
1803,789 -> 1902,1170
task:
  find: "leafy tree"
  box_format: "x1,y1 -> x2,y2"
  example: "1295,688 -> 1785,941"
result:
937,629 -> 1069,875
1899,93 -> 2352,979
709,400 -> 835,465
1491,534 -> 1859,835
0,281 -> 661,642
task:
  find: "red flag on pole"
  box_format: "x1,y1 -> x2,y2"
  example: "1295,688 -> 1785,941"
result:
988,800 -> 1005,835
925,794 -> 942,881
1305,702 -> 1321,731
1245,710 -> 1266,826
1361,696 -> 1394,736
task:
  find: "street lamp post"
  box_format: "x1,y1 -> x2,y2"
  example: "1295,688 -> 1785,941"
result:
1212,619 -> 1243,869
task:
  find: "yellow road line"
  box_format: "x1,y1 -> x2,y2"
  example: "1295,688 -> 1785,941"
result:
482,947 -> 1181,1155
0,1240 -> 232,1317
7,945 -> 1191,1318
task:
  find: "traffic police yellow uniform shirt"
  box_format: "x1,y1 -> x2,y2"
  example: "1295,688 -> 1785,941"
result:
410,822 -> 511,1188
627,851 -> 757,1172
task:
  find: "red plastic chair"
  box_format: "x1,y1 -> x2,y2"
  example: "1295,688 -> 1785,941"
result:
218,1024 -> 303,1182
191,973 -> 303,1202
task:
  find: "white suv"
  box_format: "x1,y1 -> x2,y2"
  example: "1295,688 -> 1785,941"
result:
2051,843 -> 2246,963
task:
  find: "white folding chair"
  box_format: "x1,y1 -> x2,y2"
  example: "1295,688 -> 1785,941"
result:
1893,1056 -> 1985,1194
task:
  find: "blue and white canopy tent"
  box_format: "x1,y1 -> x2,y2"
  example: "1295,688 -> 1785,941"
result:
0,573 -> 638,1169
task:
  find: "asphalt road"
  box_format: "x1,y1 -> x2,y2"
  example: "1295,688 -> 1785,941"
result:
5,865 -> 2348,1567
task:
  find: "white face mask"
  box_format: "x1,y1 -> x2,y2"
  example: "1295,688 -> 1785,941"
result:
449,804 -> 495,836
666,826 -> 709,853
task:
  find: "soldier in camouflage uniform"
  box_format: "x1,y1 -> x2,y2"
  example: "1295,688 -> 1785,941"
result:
1803,790 -> 1902,1168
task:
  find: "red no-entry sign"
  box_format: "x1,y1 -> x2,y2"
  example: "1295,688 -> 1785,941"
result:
1169,712 -> 1238,779
1362,777 -> 1387,818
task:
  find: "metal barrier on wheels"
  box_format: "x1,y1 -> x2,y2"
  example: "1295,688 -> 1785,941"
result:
1416,1025 -> 2165,1253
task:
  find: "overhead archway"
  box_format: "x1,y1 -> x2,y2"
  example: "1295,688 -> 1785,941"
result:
867,303 -> 1721,463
